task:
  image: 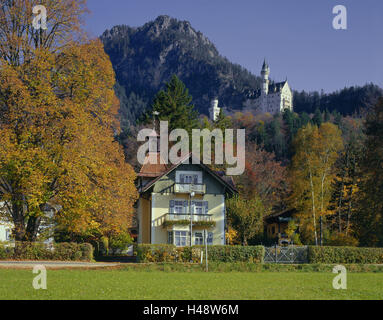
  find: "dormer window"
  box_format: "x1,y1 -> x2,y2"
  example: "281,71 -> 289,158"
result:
176,171 -> 202,184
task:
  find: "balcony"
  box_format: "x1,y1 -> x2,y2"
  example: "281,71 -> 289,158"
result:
174,183 -> 206,194
163,213 -> 215,228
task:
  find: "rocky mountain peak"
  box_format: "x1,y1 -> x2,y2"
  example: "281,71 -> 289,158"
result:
100,16 -> 261,127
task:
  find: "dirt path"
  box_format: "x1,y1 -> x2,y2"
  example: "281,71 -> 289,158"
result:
0,261 -> 120,269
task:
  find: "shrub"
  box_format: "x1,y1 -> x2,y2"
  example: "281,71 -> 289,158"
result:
135,244 -> 264,263
79,243 -> 94,261
0,242 -> 93,261
326,233 -> 359,247
308,246 -> 383,264
195,245 -> 265,263
109,232 -> 133,254
0,242 -> 13,259
135,244 -> 179,263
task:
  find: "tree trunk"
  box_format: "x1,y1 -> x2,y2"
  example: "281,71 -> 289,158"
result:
24,216 -> 42,242
10,196 -> 42,242
12,201 -> 26,241
309,169 -> 318,245
338,180 -> 344,233
346,185 -> 354,235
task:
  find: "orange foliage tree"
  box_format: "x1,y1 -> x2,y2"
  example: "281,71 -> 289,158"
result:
0,0 -> 138,241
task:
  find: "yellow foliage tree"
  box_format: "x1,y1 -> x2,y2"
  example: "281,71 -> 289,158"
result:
289,123 -> 343,245
0,1 -> 138,241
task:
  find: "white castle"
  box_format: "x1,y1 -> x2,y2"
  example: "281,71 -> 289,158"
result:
245,60 -> 293,114
209,98 -> 221,122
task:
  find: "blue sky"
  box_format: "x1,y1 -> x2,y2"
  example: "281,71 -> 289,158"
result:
84,0 -> 383,93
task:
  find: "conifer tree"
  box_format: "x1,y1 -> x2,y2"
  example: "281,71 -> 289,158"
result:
146,75 -> 199,133
312,108 -> 323,127
356,98 -> 383,246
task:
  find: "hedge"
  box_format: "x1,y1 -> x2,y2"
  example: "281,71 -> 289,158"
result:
308,246 -> 383,264
135,244 -> 264,263
0,242 -> 93,261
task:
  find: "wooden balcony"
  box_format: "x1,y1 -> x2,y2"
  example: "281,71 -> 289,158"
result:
165,213 -> 212,222
174,183 -> 206,194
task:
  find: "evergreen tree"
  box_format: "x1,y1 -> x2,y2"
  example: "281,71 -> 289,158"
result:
214,108 -> 232,132
356,98 -> 383,246
300,112 -> 311,127
312,108 -> 323,127
324,109 -> 331,122
145,75 -> 199,133
328,118 -> 363,244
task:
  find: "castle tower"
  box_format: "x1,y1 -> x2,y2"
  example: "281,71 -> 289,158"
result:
209,98 -> 220,122
261,59 -> 270,96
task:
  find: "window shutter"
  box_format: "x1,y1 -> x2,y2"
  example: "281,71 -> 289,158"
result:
169,200 -> 174,213
193,175 -> 198,184
204,201 -> 208,213
180,174 -> 185,183
183,200 -> 188,212
208,232 -> 213,245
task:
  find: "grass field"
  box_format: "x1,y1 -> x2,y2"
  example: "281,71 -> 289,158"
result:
0,266 -> 382,300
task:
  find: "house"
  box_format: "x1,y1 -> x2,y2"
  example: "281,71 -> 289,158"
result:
264,208 -> 296,245
0,202 -> 56,243
0,221 -> 12,242
136,152 -> 237,246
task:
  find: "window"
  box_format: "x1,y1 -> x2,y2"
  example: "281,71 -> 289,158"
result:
176,171 -> 202,184
5,229 -> 11,241
192,201 -> 208,215
195,205 -> 203,215
184,174 -> 195,184
168,230 -> 191,246
169,200 -> 188,217
174,200 -> 185,214
194,232 -> 203,245
175,231 -> 189,247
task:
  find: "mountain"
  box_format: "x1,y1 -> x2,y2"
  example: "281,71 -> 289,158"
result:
100,15 -> 262,129
101,15 -> 383,130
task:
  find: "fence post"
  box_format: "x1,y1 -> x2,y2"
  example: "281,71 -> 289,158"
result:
274,243 -> 278,263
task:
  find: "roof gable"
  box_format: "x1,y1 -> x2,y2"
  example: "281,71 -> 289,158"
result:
140,153 -> 237,194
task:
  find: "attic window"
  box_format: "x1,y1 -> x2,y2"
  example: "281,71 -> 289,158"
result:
176,171 -> 202,184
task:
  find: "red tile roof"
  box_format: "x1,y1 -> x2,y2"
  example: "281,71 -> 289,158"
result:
138,152 -> 168,178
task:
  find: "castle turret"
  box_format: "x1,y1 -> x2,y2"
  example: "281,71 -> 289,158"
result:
209,98 -> 220,122
261,59 -> 270,96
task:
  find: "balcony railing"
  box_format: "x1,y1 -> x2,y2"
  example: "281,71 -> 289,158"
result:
174,183 -> 206,194
165,213 -> 213,222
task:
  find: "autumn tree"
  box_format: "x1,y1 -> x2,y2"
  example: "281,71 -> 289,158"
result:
0,1 -> 138,242
235,143 -> 287,209
226,195 -> 266,245
0,0 -> 87,66
289,123 -> 343,245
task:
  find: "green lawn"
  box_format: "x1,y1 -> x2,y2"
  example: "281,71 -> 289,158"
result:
0,268 -> 382,300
